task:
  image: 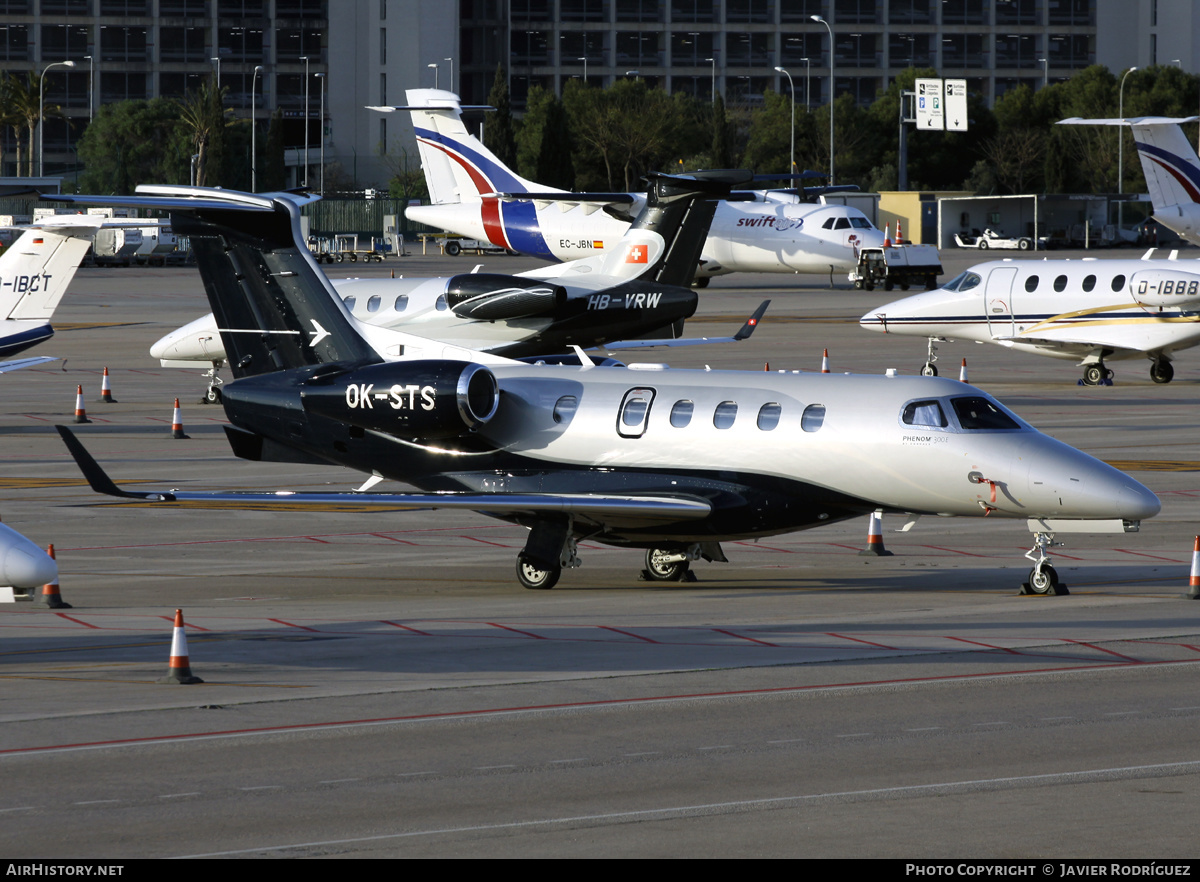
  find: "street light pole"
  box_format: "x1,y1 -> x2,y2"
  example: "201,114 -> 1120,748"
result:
39,60 -> 75,177
1038,57 -> 1048,88
251,65 -> 263,191
444,57 -> 454,95
84,55 -> 93,125
706,57 -> 715,103
211,56 -> 220,88
301,55 -> 310,188
774,66 -> 795,174
812,15 -> 834,185
578,56 -> 587,83
802,57 -> 811,110
1118,66 -> 1137,196
427,62 -> 439,90
316,72 -> 325,195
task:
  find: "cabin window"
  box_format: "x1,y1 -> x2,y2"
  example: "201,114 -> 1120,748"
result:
1111,274 -> 1126,292
435,294 -> 448,311
902,399 -> 947,428
801,403 -> 826,432
951,396 -> 1020,430
670,399 -> 693,427
394,294 -> 408,311
1024,275 -> 1039,292
757,402 -> 782,431
618,387 -> 655,438
713,401 -> 738,429
1082,275 -> 1096,292
342,295 -> 356,311
1053,275 -> 1067,292
366,295 -> 382,313
553,395 -> 578,425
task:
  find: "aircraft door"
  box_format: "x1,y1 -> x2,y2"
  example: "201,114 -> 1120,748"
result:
984,267 -> 1018,338
617,387 -> 656,438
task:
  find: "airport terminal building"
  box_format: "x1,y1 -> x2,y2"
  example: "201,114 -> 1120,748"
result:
1,0 -> 1197,187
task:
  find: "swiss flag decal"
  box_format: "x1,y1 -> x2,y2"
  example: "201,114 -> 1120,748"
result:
625,244 -> 648,263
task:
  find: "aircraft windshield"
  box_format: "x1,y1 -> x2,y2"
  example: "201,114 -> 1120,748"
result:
951,397 -> 1021,430
942,271 -> 982,293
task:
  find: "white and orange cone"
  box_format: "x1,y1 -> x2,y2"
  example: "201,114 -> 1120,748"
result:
171,398 -> 189,439
1188,537 -> 1200,599
959,358 -> 969,383
883,223 -> 892,248
32,544 -> 70,608
858,511 -> 894,557
820,348 -> 830,373
99,367 -> 116,403
896,219 -> 904,243
73,385 -> 91,424
763,362 -> 770,372
160,609 -> 203,684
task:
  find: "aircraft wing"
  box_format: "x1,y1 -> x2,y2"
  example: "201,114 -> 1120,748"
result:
57,426 -> 711,521
599,300 -> 770,350
0,356 -> 57,374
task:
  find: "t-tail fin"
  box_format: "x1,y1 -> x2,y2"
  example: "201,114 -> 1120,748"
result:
1058,116 -> 1200,209
0,216 -> 101,321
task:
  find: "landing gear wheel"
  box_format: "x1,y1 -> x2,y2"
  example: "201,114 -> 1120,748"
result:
1028,564 -> 1059,595
1082,364 -> 1105,386
883,278 -> 894,291
693,276 -> 710,288
644,549 -> 690,581
899,280 -> 910,291
203,386 -> 222,404
1150,360 -> 1174,384
920,363 -> 938,377
516,555 -> 560,590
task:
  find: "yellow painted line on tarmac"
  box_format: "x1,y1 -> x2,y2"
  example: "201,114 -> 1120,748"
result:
0,675 -> 307,687
1104,460 -> 1200,472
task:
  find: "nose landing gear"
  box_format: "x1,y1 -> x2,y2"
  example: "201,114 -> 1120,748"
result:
1020,531 -> 1069,595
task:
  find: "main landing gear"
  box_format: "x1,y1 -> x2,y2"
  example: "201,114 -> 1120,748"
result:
641,546 -> 702,582
1150,358 -> 1174,384
1020,531 -> 1069,596
1081,363 -> 1113,386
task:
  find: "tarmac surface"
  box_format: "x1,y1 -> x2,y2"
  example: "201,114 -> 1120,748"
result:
3,246 -> 1200,858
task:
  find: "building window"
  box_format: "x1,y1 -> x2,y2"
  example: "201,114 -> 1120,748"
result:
888,0 -> 933,25
0,24 -> 29,60
941,0 -> 987,25
160,27 -> 208,63
834,0 -> 878,24
1048,0 -> 1094,26
671,0 -> 716,24
726,0 -> 772,24
996,0 -> 1039,26
99,26 -> 149,63
617,0 -> 661,22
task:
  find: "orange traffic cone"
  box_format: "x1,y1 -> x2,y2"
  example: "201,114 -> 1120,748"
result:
99,367 -> 116,403
896,219 -> 904,243
858,511 -> 893,556
73,385 -> 91,424
160,609 -> 203,684
1188,537 -> 1200,599
883,223 -> 892,248
32,544 -> 70,608
959,358 -> 969,383
763,362 -> 770,371
171,398 -> 189,439
820,348 -> 830,373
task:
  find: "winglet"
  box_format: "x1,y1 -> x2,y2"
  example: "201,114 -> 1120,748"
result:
733,300 -> 771,341
56,425 -> 165,500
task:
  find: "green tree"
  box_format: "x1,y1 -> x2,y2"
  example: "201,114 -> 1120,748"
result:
177,77 -> 230,187
261,108 -> 287,191
76,98 -> 186,193
6,72 -> 66,177
484,65 -> 518,170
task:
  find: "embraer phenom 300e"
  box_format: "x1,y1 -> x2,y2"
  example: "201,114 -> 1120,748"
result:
51,186 -> 1157,595
375,89 -> 885,283
861,258 -> 1200,384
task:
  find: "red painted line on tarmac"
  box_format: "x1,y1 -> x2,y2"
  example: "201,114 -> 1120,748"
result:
945,635 -> 1020,655
268,618 -> 319,632
466,536 -> 516,548
304,536 -> 331,543
916,545 -> 994,558
1114,549 -> 1187,562
486,622 -> 546,639
1061,639 -> 1142,662
381,621 -> 432,636
598,625 -> 658,643
1132,640 -> 1200,654
9,658 -> 1199,757
158,615 -> 210,632
369,533 -> 417,545
825,632 -> 897,650
712,628 -> 778,647
54,613 -> 100,629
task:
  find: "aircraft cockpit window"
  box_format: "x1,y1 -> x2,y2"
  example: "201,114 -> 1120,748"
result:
1053,275 -> 1068,292
902,400 -> 947,428
670,400 -> 694,427
618,388 -> 655,438
822,218 -> 836,229
757,402 -> 782,431
553,395 -> 578,425
1024,275 -> 1039,292
342,295 -> 356,311
850,217 -> 873,229
834,217 -> 851,230
951,396 -> 1021,430
943,271 -> 981,292
714,401 -> 738,429
435,294 -> 448,311
1111,274 -> 1126,292
394,294 -> 409,312
801,403 -> 825,432
366,295 -> 382,313
1082,275 -> 1096,292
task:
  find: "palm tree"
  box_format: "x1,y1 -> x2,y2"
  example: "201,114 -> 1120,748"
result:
177,77 -> 230,187
5,72 -> 66,177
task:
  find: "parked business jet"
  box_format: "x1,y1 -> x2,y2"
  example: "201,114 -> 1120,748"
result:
1058,116 -> 1200,243
51,186 -> 1157,595
373,89 -> 886,283
0,215 -> 101,370
151,171 -> 769,402
860,257 -> 1200,384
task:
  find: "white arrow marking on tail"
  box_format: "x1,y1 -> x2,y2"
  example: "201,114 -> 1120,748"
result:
309,320 -> 330,347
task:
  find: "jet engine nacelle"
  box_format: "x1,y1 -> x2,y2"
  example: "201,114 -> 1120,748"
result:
1130,269 -> 1200,309
300,360 -> 499,438
445,274 -> 567,320
0,523 -> 57,589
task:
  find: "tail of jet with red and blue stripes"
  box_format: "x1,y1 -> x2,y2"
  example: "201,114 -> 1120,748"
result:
1059,116 -> 1200,239
391,89 -> 560,260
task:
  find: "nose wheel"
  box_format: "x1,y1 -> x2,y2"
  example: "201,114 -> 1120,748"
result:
920,337 -> 940,376
1021,532 -> 1069,595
